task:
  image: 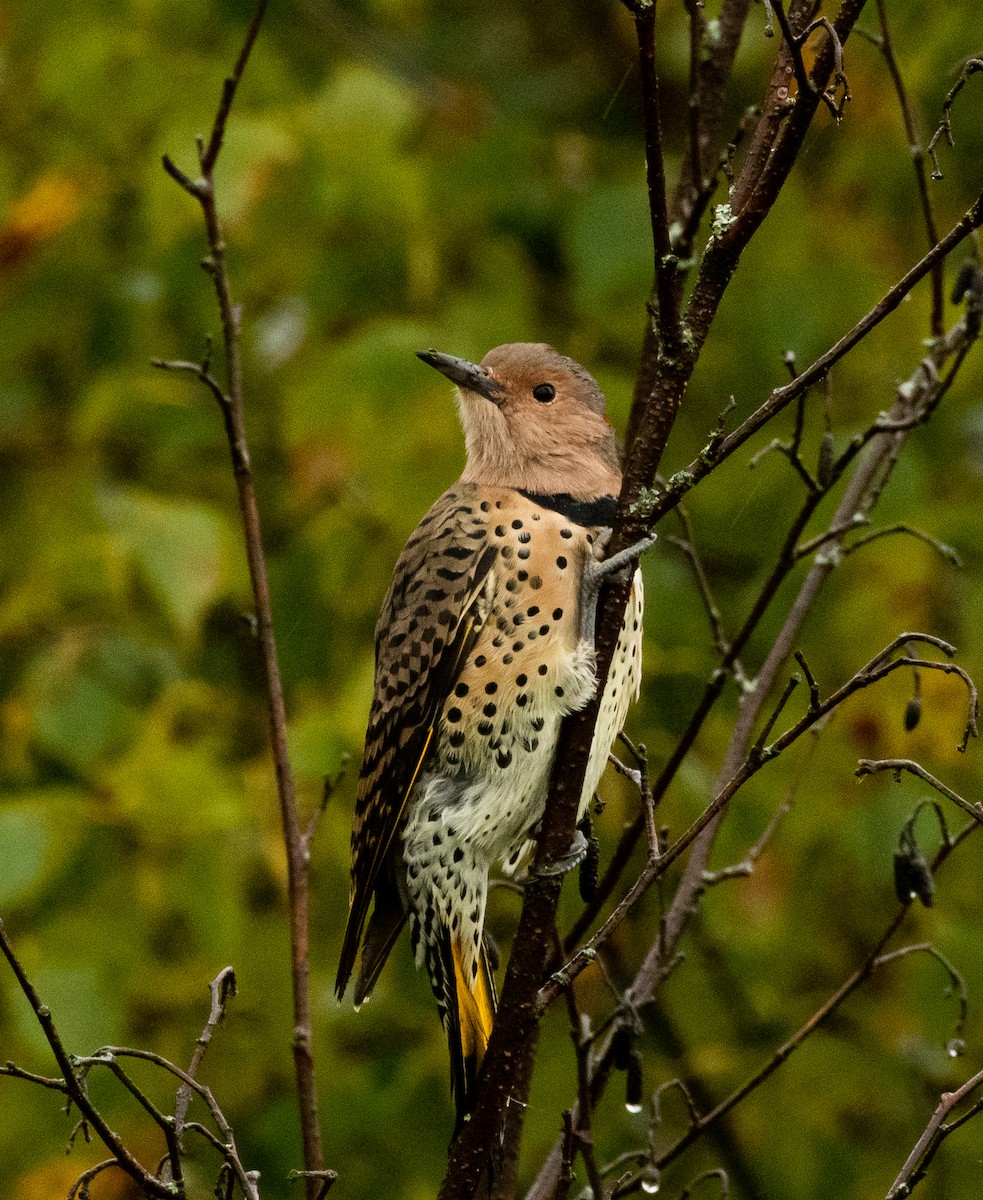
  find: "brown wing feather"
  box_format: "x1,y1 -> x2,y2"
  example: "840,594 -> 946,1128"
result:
335,488 -> 495,999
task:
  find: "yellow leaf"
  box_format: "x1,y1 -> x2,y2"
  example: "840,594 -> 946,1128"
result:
0,170 -> 82,270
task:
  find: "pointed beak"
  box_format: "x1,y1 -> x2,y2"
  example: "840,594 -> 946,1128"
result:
417,349 -> 504,403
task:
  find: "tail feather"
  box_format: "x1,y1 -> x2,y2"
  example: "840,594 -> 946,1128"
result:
338,865 -> 406,1006
444,933 -> 497,1126
354,883 -> 407,1006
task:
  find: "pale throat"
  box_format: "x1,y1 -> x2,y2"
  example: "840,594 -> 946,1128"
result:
457,396 -> 621,500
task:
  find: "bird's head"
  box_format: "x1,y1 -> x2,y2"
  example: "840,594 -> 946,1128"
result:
417,343 -> 621,500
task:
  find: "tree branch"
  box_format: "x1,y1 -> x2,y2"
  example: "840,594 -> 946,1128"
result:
156,4 -> 326,1191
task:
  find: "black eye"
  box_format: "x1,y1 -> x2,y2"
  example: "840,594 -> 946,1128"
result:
532,383 -> 555,403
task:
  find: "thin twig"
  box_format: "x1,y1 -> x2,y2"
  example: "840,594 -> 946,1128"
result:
844,524 -> 961,566
67,1159 -> 119,1200
856,759 -> 983,826
526,297 -> 983,1197
0,1062 -> 69,1092
174,967 -> 237,1154
630,3 -> 682,354
0,922 -> 172,1198
641,191 -> 983,526
649,818 -> 981,1175
886,1065 -> 983,1199
541,639 -> 975,1008
872,0 -> 943,335
157,2 -> 325,1189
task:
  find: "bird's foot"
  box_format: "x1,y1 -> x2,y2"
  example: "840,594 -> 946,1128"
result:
531,829 -> 589,878
579,532 -> 656,643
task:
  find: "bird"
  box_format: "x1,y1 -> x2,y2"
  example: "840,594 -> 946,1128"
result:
335,342 -> 646,1123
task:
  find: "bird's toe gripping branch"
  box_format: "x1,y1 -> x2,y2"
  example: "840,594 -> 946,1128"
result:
579,533 -> 656,645
531,827 -> 589,879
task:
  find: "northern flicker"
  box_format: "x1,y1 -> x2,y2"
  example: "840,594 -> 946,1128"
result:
335,343 -> 645,1120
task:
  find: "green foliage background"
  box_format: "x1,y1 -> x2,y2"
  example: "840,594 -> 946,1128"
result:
1,2 -> 981,1197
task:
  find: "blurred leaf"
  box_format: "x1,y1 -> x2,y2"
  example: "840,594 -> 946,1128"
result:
98,485 -> 227,637
0,806 -> 49,905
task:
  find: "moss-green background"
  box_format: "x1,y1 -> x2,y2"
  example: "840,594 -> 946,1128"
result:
1,2 -> 981,1197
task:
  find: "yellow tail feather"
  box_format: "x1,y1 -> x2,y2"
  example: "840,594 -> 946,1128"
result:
449,938 -> 497,1119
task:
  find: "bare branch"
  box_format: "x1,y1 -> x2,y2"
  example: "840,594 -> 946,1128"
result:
157,2 -> 325,1187
856,759 -> 983,827
174,967 -> 237,1153
871,943 -> 967,1046
632,4 -> 683,354
67,1159 -> 120,1200
870,0 -> 944,334
845,524 -> 961,567
886,1065 -> 983,1199
289,1169 -> 340,1198
0,1062 -> 69,1093
0,921 -> 173,1198
926,58 -> 983,180
638,193 -> 983,527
